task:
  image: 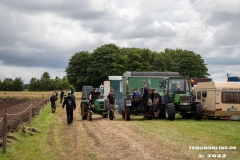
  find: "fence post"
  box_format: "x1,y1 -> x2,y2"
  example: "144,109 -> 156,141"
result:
28,104 -> 32,126
2,110 -> 8,154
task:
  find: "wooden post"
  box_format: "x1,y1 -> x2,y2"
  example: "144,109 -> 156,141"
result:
2,110 -> 8,154
42,94 -> 44,99
29,104 -> 32,126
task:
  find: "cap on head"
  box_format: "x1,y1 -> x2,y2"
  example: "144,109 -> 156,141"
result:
68,91 -> 71,94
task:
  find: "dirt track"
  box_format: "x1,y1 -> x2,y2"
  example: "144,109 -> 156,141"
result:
58,105 -> 199,160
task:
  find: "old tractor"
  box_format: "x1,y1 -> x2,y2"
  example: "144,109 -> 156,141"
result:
80,86 -> 113,121
159,77 -> 203,121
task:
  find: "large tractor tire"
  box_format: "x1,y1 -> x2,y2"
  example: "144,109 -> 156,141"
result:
194,103 -> 203,120
125,106 -> 131,121
109,110 -> 114,120
165,104 -> 175,121
87,110 -> 92,121
80,102 -> 87,120
158,104 -> 165,119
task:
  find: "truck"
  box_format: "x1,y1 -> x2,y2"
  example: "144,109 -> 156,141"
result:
196,81 -> 240,119
120,71 -> 180,121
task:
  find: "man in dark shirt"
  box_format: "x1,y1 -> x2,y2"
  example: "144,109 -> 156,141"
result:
142,82 -> 150,112
107,89 -> 116,113
62,91 -> 76,124
152,89 -> 161,118
50,92 -> 57,113
60,90 -> 65,103
89,89 -> 101,105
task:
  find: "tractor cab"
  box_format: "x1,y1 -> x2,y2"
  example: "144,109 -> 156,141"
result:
161,78 -> 190,103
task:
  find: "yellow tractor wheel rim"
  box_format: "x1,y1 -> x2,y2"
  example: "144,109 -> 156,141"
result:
87,112 -> 91,119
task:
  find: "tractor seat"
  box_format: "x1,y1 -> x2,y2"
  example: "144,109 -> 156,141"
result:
171,83 -> 178,90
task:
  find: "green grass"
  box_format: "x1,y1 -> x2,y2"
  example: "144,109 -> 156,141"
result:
0,105 -> 65,160
129,116 -> 240,159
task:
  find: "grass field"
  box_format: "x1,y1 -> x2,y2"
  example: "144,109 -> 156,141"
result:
0,91 -> 82,100
0,91 -> 239,159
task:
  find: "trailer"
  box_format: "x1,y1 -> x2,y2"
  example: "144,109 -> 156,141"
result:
196,81 -> 240,118
121,71 -> 180,121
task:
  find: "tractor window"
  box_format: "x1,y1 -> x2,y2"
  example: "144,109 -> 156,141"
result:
222,92 -> 240,103
202,91 -> 207,97
197,91 -> 201,99
169,79 -> 189,92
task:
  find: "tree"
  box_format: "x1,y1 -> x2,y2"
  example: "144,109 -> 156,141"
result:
87,44 -> 122,87
12,77 -> 24,91
28,77 -> 41,91
65,51 -> 91,91
40,72 -> 52,91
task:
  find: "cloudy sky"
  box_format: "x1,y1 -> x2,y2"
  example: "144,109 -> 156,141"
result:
0,0 -> 239,83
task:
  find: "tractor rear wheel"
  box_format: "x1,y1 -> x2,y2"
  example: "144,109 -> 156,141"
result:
165,104 -> 175,121
194,103 -> 203,120
125,106 -> 130,121
87,110 -> 92,121
81,102 -> 87,120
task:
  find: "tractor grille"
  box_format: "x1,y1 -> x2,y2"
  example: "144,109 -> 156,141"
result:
100,102 -> 105,110
180,95 -> 191,103
180,106 -> 191,110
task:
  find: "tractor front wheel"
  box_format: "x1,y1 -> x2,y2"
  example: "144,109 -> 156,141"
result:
80,102 -> 87,120
194,103 -> 203,120
87,110 -> 92,121
125,106 -> 130,121
165,104 -> 175,121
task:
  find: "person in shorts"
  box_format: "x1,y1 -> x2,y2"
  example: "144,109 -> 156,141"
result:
152,89 -> 161,118
107,89 -> 116,114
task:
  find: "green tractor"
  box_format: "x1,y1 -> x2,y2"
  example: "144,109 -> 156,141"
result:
159,77 -> 203,121
80,86 -> 111,121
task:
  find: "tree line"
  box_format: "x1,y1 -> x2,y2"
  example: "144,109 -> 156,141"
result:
66,44 -> 210,91
0,77 -> 24,91
0,72 -> 70,91
28,72 -> 70,91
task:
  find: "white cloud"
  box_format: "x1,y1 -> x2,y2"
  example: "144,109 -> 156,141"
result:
0,0 -> 239,83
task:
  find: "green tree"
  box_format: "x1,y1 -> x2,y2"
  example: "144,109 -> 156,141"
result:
28,77 -> 41,91
40,72 -> 52,91
12,77 -> 24,91
66,51 -> 91,91
87,44 -> 122,87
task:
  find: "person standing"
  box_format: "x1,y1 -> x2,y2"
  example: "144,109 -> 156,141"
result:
142,82 -> 150,112
50,92 -> 57,113
152,89 -> 161,118
62,91 -> 76,124
70,85 -> 74,94
107,89 -> 116,114
60,90 -> 65,103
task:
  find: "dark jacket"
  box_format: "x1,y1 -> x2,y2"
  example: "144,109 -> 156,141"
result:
142,86 -> 150,99
62,95 -> 76,110
60,91 -> 65,98
50,96 -> 57,104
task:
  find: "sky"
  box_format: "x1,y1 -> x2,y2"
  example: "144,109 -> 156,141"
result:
0,0 -> 239,84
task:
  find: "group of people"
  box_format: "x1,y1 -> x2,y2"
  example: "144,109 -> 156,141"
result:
49,85 -> 116,124
131,82 -> 161,118
49,86 -> 76,124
